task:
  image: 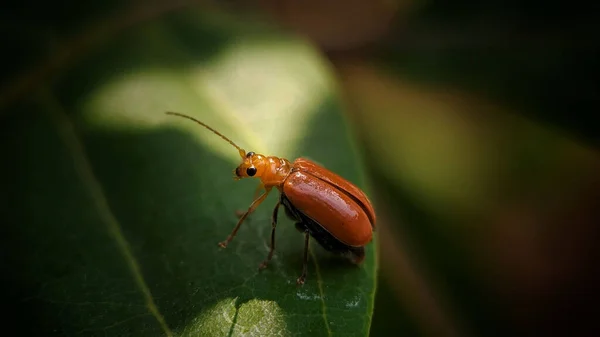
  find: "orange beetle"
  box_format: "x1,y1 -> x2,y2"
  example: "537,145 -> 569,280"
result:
166,112 -> 376,285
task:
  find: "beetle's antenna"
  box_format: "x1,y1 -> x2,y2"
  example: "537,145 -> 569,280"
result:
165,112 -> 246,158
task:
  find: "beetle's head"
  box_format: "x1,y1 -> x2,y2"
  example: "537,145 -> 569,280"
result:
233,151 -> 266,180
162,112 -> 268,181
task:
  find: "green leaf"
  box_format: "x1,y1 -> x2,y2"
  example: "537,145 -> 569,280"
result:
2,9 -> 377,337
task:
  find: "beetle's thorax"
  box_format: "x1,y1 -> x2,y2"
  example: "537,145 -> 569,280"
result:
234,152 -> 292,187
260,155 -> 292,188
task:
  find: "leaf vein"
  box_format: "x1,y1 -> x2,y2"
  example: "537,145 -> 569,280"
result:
309,245 -> 332,337
44,90 -> 174,337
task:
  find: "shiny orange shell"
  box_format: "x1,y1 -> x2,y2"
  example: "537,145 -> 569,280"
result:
282,158 -> 376,247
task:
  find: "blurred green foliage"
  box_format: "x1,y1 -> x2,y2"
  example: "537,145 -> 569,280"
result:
354,1 -> 599,337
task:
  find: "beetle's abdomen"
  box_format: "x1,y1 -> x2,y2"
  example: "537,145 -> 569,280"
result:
282,171 -> 373,247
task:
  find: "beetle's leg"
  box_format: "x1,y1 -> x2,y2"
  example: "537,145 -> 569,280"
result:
219,188 -> 271,248
235,183 -> 264,218
259,199 -> 280,270
347,247 -> 366,264
296,229 -> 310,285
253,183 -> 264,201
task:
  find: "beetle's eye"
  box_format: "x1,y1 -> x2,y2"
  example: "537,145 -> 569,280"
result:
246,151 -> 255,158
246,167 -> 257,176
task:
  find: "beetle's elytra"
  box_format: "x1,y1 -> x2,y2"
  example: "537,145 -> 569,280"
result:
166,112 -> 376,285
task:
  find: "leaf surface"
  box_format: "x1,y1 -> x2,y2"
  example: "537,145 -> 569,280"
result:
2,9 -> 377,337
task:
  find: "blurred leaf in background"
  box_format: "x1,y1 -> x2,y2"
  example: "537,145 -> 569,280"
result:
1,4 -> 377,337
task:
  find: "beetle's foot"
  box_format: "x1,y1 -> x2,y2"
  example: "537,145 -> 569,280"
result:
296,275 -> 306,286
234,210 -> 245,218
218,241 -> 228,248
258,261 -> 269,270
348,253 -> 365,265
